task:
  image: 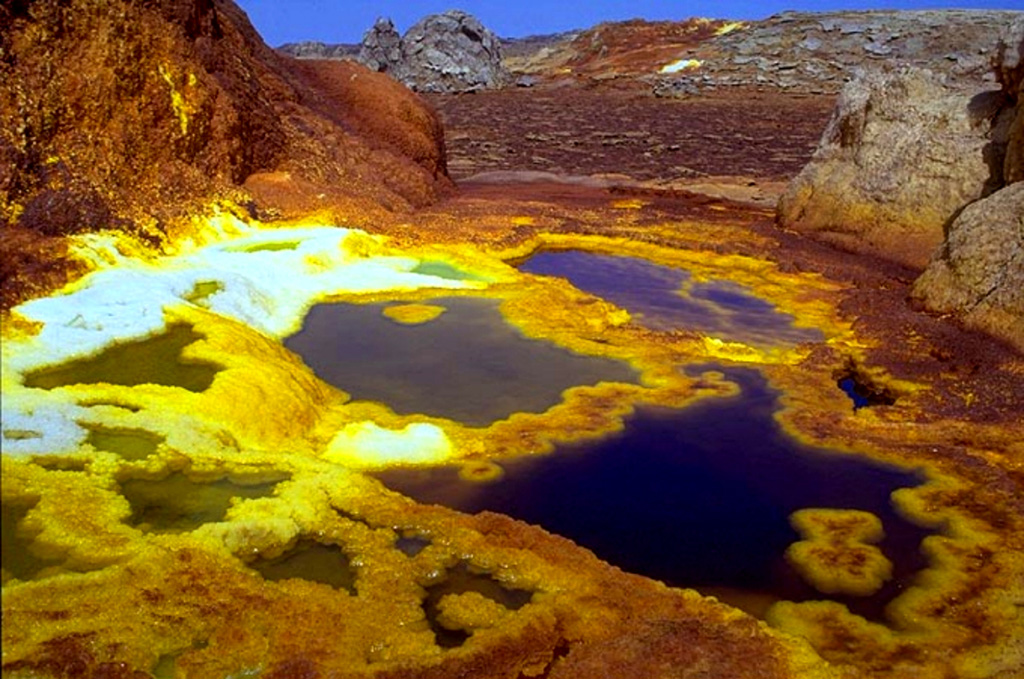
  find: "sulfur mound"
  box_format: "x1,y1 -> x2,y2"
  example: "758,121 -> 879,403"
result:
785,508 -> 893,597
0,0 -> 450,310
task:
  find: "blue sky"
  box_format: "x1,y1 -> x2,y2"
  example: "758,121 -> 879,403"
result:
235,0 -> 1022,46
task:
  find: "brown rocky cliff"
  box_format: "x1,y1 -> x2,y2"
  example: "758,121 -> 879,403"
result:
911,19 -> 1024,351
0,0 -> 451,309
775,67 -> 1000,269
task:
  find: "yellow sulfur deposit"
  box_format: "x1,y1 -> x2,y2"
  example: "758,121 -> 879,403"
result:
2,210 -> 1023,679
382,303 -> 448,324
785,508 -> 893,596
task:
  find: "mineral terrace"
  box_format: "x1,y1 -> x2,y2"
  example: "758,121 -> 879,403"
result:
2,3 -> 1023,679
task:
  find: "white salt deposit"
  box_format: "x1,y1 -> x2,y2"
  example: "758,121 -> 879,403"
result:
1,220 -> 481,463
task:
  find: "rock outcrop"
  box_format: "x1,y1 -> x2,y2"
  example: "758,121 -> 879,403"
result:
277,40 -> 359,60
776,67 -> 1000,269
652,10 -> 1020,95
911,184 -> 1024,348
912,19 -> 1024,350
395,10 -> 510,92
994,17 -> 1024,184
358,17 -> 402,73
0,0 -> 450,309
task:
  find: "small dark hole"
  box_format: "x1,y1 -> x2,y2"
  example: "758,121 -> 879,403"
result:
395,535 -> 430,557
838,376 -> 896,409
422,562 -> 534,648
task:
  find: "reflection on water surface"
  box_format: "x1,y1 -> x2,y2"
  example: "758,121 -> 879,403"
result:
284,297 -> 637,426
520,250 -> 822,346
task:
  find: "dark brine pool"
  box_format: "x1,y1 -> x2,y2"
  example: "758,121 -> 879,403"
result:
520,250 -> 823,346
377,367 -> 929,620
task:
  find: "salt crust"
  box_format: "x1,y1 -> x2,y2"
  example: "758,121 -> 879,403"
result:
1,221 -> 481,460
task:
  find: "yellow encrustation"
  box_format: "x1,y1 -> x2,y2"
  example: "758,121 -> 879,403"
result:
2,209 -> 1022,679
785,508 -> 893,597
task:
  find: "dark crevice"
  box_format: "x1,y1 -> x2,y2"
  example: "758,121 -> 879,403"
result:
517,637 -> 573,679
423,562 -> 534,648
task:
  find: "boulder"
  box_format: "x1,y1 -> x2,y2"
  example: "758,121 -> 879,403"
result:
912,20 -> 1024,351
911,183 -> 1024,350
777,67 -> 999,268
993,17 -> 1024,184
397,10 -> 510,93
358,17 -> 402,73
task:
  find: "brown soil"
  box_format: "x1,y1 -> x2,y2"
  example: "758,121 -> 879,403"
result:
427,87 -> 834,181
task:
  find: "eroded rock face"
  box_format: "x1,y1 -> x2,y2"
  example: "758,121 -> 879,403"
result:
912,19 -> 1024,350
912,183 -> 1024,349
994,17 -> 1024,184
358,17 -> 402,73
776,67 -> 999,269
396,10 -> 510,93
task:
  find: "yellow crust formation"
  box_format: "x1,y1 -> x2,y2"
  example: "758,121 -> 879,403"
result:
382,303 -> 448,325
2,206 -> 1023,679
785,508 -> 893,596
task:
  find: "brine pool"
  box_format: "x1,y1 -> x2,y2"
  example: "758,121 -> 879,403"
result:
1,222 -> 929,625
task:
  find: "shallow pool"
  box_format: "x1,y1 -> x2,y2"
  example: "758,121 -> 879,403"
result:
284,296 -> 637,426
520,250 -> 822,346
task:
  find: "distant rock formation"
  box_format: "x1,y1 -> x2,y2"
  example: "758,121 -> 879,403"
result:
396,10 -> 510,92
297,11 -> 510,93
277,40 -> 359,60
358,17 -> 402,73
912,19 -> 1024,350
651,10 -> 1019,95
776,67 -> 998,269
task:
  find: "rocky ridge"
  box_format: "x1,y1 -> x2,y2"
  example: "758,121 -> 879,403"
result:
652,10 -> 1019,95
276,40 -> 359,60
278,10 -> 1020,96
